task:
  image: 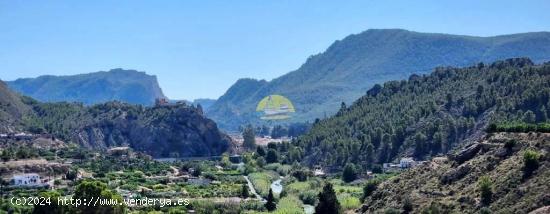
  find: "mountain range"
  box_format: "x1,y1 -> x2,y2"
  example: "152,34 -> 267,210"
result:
6,68 -> 166,106
207,29 -> 550,130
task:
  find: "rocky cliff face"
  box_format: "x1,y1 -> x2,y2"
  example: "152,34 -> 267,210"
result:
361,132 -> 550,213
7,68 -> 166,106
71,102 -> 231,157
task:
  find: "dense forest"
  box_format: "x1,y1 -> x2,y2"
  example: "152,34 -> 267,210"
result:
293,58 -> 550,169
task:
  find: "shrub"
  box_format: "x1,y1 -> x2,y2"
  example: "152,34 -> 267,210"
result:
266,149 -> 279,164
480,207 -> 491,214
240,200 -> 265,212
273,196 -> 304,214
338,194 -> 361,210
291,169 -> 311,182
362,180 -> 379,200
523,150 -> 541,178
371,164 -> 383,173
241,184 -> 249,198
276,165 -> 292,176
66,169 -> 78,181
421,202 -> 441,214
478,176 -> 492,206
504,139 -> 517,151
299,190 -> 318,205
384,208 -> 400,214
202,172 -> 217,180
403,197 -> 413,214
342,163 -> 358,183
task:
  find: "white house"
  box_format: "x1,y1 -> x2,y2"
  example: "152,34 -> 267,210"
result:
400,158 -> 415,168
314,168 -> 326,177
11,173 -> 43,186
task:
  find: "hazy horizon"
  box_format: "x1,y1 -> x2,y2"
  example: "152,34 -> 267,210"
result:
1,0 -> 549,100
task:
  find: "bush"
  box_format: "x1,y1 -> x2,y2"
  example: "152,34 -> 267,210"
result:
266,149 -> 279,164
403,197 -> 413,214
478,176 -> 492,206
240,200 -> 265,212
523,150 -> 541,178
264,163 -> 282,171
66,169 -> 78,181
241,184 -> 249,198
362,180 -> 379,200
504,139 -> 517,151
274,196 -> 304,214
291,169 -> 311,182
371,164 -> 383,174
202,172 -> 217,180
480,207 -> 491,214
299,190 -> 318,205
384,208 -> 400,214
342,163 -> 358,183
276,165 -> 292,176
338,194 -> 361,210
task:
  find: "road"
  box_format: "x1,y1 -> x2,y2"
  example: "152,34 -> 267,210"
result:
243,175 -> 266,202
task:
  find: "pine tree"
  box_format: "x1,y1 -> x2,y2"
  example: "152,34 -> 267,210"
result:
243,124 -> 256,150
265,188 -> 277,211
315,183 -> 341,214
241,184 -> 249,198
266,149 -> 279,164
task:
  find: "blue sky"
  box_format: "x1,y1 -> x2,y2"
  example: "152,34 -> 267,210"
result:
1,0 -> 549,100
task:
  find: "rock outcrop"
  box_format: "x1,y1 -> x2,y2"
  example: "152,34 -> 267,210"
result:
71,103 -> 231,157
362,132 -> 550,213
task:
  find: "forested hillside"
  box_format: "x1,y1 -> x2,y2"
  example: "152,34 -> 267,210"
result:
208,29 -> 550,130
293,58 -> 550,169
0,80 -> 230,158
7,68 -> 166,106
0,81 -> 30,132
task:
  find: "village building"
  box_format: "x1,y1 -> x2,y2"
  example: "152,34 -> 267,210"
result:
10,173 -> 45,187
400,157 -> 416,168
